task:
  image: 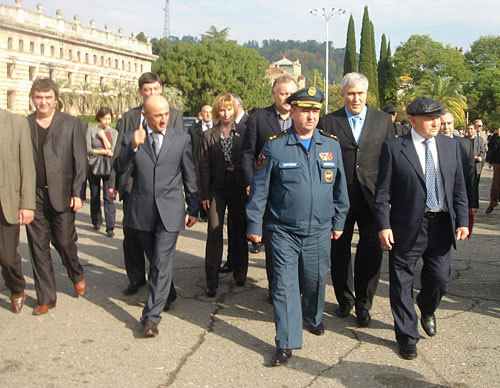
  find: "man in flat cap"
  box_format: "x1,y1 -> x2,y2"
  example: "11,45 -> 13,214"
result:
383,104 -> 408,136
246,86 -> 349,366
373,96 -> 469,360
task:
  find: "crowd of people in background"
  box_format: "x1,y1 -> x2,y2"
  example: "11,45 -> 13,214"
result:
1,70 -> 499,366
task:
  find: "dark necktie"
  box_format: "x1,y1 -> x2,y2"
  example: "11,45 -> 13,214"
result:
423,139 -> 439,210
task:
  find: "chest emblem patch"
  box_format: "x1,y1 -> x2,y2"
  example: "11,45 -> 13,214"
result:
324,169 -> 334,183
319,152 -> 333,161
256,152 -> 266,170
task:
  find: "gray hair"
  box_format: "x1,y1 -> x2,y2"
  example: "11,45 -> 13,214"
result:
442,110 -> 454,121
272,75 -> 299,92
232,93 -> 244,108
340,72 -> 369,94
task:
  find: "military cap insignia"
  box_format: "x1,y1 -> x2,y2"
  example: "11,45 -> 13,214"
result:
324,169 -> 334,183
256,152 -> 266,170
319,152 -> 333,161
307,87 -> 317,96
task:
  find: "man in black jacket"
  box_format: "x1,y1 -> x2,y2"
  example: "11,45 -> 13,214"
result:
318,72 -> 394,326
486,127 -> 500,214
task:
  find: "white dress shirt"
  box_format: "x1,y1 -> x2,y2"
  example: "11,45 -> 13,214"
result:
411,129 -> 447,212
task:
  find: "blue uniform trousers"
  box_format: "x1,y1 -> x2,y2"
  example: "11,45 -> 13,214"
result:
389,212 -> 453,345
270,225 -> 331,349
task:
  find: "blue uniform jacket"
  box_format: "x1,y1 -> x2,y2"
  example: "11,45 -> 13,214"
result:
246,126 -> 350,236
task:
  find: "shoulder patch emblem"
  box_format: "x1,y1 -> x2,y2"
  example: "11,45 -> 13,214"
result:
256,152 -> 266,170
268,130 -> 287,141
319,129 -> 338,140
324,169 -> 334,183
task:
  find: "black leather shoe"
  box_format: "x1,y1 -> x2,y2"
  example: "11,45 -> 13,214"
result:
308,322 -> 325,336
123,281 -> 146,296
249,242 -> 262,254
356,308 -> 371,327
106,229 -> 114,238
219,262 -> 232,273
271,348 -> 292,366
421,313 -> 436,336
335,304 -> 352,318
399,344 -> 417,360
206,287 -> 216,297
485,207 -> 494,214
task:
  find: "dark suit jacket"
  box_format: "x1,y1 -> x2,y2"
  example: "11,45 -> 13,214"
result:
112,105 -> 184,197
237,113 -> 249,126
240,104 -> 282,187
454,135 -> 478,209
27,110 -> 87,212
394,122 -> 409,137
187,121 -> 205,169
115,126 -> 199,232
373,133 -> 469,253
198,123 -> 246,201
318,106 -> 395,206
467,136 -> 486,175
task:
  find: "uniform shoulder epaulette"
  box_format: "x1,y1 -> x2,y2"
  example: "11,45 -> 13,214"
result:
319,129 -> 338,140
268,130 -> 287,141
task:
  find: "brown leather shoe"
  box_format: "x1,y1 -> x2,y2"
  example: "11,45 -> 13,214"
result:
33,304 -> 56,315
74,278 -> 86,296
11,291 -> 25,313
143,321 -> 159,337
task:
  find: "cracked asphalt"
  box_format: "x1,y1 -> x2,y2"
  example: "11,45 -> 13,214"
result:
1,169 -> 499,387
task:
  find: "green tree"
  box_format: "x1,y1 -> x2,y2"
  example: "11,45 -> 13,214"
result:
202,26 -> 230,41
393,35 -> 471,87
465,67 -> 500,129
135,32 -> 147,43
465,35 -> 500,72
410,74 -> 468,124
369,21 -> 379,105
152,39 -> 270,115
343,14 -> 357,75
377,34 -> 388,104
358,6 -> 378,104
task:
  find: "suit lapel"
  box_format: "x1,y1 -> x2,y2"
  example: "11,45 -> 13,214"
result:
336,109 -> 357,146
212,126 -> 223,154
358,107 -> 373,144
44,110 -> 61,145
142,131 -> 156,163
435,135 -> 449,187
400,134 -> 425,182
27,114 -> 38,156
156,127 -> 175,163
131,107 -> 142,131
266,105 -> 282,135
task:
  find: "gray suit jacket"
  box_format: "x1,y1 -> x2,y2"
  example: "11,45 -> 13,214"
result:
115,126 -> 200,232
27,110 -> 87,212
0,109 -> 36,224
112,105 -> 183,197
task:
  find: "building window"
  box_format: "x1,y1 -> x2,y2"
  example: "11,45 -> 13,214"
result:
40,43 -> 45,55
8,37 -> 13,49
85,53 -> 89,63
115,59 -> 118,69
29,66 -> 35,80
108,58 -> 111,67
140,64 -> 143,73
7,90 -> 15,110
100,77 -> 104,86
135,63 -> 138,72
7,63 -> 14,79
85,74 -> 90,84
19,40 -> 24,52
69,49 -> 72,60
60,48 -> 64,59
77,51 -> 81,62
128,62 -> 131,71
94,55 -> 97,64
68,72 -> 73,85
50,46 -> 55,56
49,69 -> 55,80
30,41 -> 34,53
101,56 -> 104,66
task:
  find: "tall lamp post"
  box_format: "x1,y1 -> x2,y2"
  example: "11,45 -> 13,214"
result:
309,7 -> 346,113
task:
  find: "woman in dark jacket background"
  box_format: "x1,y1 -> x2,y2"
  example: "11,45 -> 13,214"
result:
199,93 -> 248,297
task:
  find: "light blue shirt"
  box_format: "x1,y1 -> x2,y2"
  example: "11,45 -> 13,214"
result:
345,106 -> 367,143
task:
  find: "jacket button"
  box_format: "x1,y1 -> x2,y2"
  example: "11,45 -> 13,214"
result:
418,219 -> 422,223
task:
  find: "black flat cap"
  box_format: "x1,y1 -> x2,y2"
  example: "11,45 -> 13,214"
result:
286,86 -> 324,109
406,97 -> 445,116
383,104 -> 397,114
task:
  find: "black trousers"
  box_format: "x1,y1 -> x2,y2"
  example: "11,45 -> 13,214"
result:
26,188 -> 84,305
389,213 -> 453,345
0,204 -> 24,295
89,172 -> 116,230
122,192 -> 176,301
331,183 -> 382,311
205,173 -> 248,289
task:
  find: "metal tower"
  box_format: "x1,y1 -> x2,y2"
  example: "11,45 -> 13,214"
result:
163,0 -> 170,39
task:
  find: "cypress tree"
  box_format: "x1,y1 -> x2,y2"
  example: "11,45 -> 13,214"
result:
378,34 -> 388,104
343,14 -> 357,75
358,6 -> 378,105
369,21 -> 379,106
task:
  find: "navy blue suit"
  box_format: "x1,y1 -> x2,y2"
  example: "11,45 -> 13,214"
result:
374,132 -> 468,345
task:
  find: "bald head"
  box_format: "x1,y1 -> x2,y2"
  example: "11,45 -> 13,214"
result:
143,95 -> 170,132
200,105 -> 212,124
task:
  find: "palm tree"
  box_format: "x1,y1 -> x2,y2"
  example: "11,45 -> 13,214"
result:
201,26 -> 230,41
55,79 -> 78,112
410,74 -> 468,124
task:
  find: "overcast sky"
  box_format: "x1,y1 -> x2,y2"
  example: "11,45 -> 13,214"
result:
16,0 -> 499,54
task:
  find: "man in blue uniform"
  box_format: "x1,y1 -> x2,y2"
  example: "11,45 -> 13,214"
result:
246,87 -> 350,366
